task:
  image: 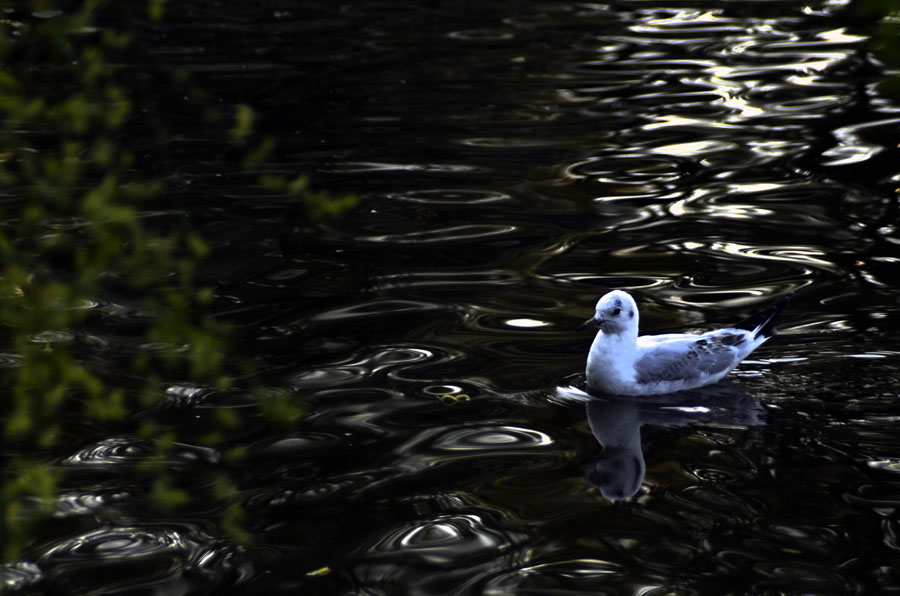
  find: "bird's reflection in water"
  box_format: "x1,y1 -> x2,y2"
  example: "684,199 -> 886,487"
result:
558,383 -> 766,500
585,397 -> 645,500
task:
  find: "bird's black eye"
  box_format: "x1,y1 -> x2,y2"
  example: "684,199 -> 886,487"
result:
612,307 -> 621,316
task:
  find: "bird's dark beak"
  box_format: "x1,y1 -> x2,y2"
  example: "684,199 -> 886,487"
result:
577,316 -> 601,331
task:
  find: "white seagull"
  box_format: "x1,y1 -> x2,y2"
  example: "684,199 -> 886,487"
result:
579,290 -> 791,396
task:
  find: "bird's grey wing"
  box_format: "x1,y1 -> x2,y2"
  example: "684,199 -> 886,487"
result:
634,332 -> 749,384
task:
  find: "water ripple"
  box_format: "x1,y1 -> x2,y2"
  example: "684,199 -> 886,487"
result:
31,523 -> 243,594
484,557 -> 625,595
0,352 -> 23,368
565,155 -> 690,187
371,269 -> 521,292
310,298 -> 451,322
62,437 -> 153,467
326,161 -> 481,174
431,426 -> 553,451
63,437 -> 219,468
54,492 -> 125,518
388,424 -> 563,480
386,188 -> 511,204
42,526 -> 182,560
363,513 -> 510,565
357,223 -> 518,244
0,562 -> 42,594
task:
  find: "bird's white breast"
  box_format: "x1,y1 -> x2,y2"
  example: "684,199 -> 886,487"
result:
586,331 -> 638,394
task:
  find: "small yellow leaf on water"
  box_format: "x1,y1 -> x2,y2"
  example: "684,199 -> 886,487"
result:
438,393 -> 471,405
307,567 -> 331,577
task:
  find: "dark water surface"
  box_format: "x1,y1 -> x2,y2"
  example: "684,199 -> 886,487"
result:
7,0 -> 900,594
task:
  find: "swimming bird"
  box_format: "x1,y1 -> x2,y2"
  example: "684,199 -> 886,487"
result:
579,290 -> 791,396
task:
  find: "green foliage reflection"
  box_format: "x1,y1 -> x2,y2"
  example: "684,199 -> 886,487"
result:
0,2 -> 350,561
854,0 -> 900,93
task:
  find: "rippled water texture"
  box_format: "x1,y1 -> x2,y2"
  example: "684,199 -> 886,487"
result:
6,0 -> 900,594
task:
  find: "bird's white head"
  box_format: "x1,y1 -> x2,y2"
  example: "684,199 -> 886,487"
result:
579,290 -> 639,337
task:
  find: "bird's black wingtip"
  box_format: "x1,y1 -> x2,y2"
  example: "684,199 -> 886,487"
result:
733,292 -> 793,337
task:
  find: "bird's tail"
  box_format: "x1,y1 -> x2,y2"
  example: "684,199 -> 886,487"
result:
733,293 -> 793,339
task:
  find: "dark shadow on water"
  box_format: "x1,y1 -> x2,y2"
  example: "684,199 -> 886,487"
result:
558,382 -> 766,500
